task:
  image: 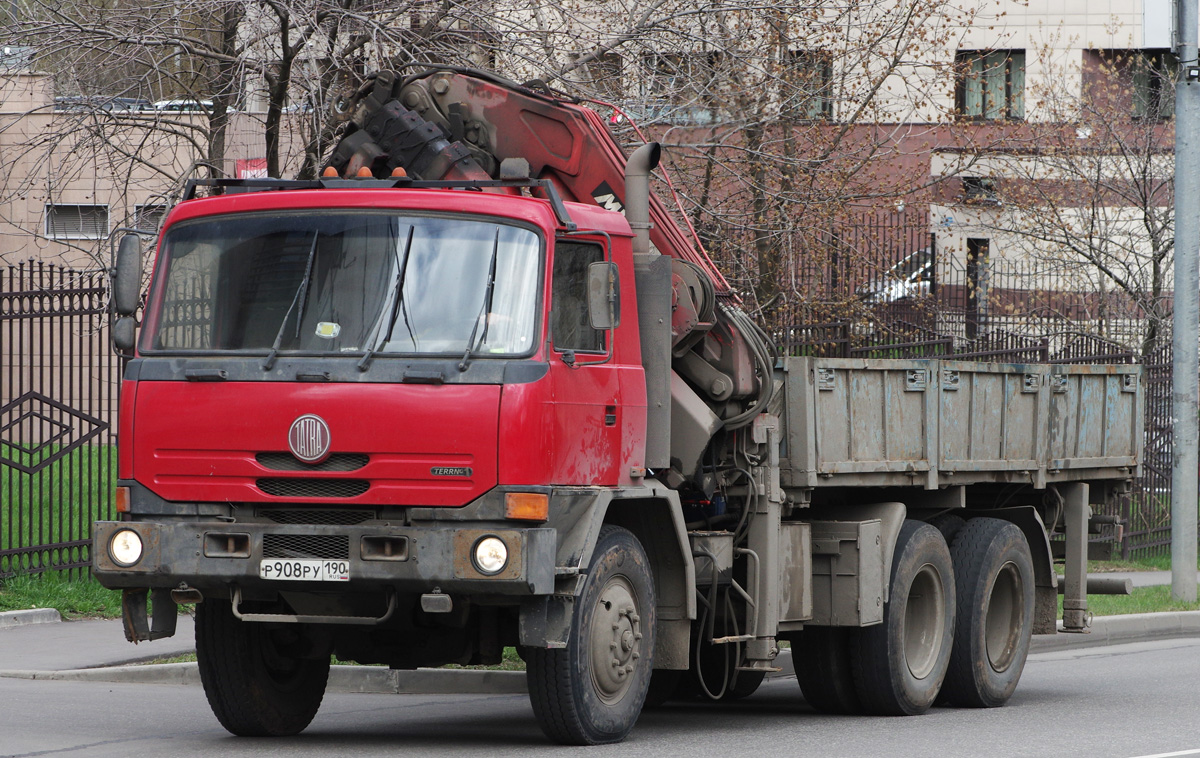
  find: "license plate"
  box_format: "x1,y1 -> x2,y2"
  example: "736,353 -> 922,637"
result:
259,559 -> 350,582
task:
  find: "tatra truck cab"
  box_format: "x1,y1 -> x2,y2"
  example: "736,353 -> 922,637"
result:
95,67 -> 1142,746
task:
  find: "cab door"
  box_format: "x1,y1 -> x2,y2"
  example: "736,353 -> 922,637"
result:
547,238 -> 623,485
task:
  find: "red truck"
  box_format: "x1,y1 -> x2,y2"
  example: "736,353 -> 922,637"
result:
94,67 -> 1142,745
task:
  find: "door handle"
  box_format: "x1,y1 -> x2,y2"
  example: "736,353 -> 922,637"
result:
604,405 -> 617,426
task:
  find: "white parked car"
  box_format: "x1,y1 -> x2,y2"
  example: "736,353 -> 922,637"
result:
153,99 -> 213,112
857,247 -> 935,305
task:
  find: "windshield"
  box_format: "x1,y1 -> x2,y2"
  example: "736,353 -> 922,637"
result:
142,211 -> 541,357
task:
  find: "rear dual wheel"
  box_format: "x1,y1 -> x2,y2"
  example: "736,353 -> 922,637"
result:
941,517 -> 1035,708
852,520 -> 956,716
791,626 -> 860,714
795,517 -> 1033,715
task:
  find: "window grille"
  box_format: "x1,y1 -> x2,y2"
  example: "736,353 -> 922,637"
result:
45,204 -> 109,239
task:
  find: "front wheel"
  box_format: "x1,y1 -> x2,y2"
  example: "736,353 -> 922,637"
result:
195,599 -> 330,736
526,525 -> 656,745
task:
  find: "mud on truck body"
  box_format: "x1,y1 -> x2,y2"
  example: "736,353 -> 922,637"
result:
94,67 -> 1143,745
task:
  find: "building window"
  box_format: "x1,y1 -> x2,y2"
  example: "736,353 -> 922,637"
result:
635,51 -> 725,125
956,50 -> 1025,120
786,50 -> 833,120
961,177 -> 999,205
134,204 -> 168,233
551,240 -> 606,353
575,51 -> 623,100
45,204 -> 109,239
1133,49 -> 1177,119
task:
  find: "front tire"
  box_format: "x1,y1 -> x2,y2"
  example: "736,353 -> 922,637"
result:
852,520 -> 955,716
195,599 -> 330,736
940,517 -> 1035,707
526,525 -> 656,744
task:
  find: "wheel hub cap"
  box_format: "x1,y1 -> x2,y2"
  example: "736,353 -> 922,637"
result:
590,578 -> 642,704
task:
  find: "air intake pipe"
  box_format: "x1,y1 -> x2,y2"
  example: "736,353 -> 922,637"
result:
626,143 -> 672,469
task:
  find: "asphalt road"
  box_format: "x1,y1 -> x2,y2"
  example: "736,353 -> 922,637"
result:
2,639 -> 1199,758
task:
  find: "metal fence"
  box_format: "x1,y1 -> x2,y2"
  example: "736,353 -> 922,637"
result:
0,210 -> 1181,573
764,210 -> 1169,558
0,262 -> 118,578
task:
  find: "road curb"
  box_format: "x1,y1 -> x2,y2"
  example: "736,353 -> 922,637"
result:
0,608 -> 62,630
3,611 -> 1197,691
1030,611 -> 1200,653
0,661 -> 528,694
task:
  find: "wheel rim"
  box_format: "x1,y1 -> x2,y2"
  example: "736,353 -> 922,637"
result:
903,563 -> 946,680
985,561 -> 1023,673
589,575 -> 643,705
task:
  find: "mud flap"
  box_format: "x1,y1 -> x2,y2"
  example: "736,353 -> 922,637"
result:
121,588 -> 178,642
519,595 -> 574,649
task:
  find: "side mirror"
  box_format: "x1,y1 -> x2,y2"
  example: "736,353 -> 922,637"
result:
112,316 -> 137,352
587,261 -> 620,330
112,234 -> 143,316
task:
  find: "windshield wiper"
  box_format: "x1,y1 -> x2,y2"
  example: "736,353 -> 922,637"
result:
262,232 -> 319,371
458,228 -> 501,372
358,225 -> 416,371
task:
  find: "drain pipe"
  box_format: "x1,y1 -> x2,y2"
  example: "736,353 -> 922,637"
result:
627,143 -> 672,470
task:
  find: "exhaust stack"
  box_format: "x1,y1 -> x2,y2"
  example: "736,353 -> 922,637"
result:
626,143 -> 671,470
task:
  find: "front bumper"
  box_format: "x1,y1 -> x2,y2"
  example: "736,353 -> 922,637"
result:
92,520 -> 556,596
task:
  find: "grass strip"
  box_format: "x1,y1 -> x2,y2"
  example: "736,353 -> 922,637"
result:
1061,585 -> 1200,617
0,572 -> 123,619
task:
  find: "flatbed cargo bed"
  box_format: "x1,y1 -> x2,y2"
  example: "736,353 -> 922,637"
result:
781,357 -> 1142,490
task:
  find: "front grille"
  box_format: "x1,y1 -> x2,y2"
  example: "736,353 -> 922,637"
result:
263,534 -> 350,560
256,452 -> 369,472
260,508 -> 376,526
257,478 -> 370,498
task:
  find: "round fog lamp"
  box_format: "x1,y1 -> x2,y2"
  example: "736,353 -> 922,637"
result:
110,529 -> 144,567
473,536 -> 508,575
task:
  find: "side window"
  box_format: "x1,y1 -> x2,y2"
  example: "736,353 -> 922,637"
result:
551,240 -> 606,353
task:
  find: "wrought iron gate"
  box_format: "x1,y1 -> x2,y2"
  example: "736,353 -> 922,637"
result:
1,262 -> 119,577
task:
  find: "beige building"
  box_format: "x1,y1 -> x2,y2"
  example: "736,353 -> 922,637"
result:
0,1 -> 1184,281
0,73 -> 310,271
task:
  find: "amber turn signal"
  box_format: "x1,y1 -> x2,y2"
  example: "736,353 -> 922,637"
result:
115,486 -> 130,513
505,492 -> 548,521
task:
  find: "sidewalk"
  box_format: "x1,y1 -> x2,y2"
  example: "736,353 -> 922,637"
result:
2,570 -> 1198,693
1088,570 -> 1200,588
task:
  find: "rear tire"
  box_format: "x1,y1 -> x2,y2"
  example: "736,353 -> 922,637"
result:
941,517 -> 1035,707
195,599 -> 330,736
852,520 -> 955,716
790,626 -> 861,714
526,525 -> 655,744
928,513 -> 966,545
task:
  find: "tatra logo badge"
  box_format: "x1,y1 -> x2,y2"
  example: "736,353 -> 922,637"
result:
289,414 -> 331,463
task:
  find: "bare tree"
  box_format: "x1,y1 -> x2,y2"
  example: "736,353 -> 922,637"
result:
0,0 -> 977,280
521,1 -> 979,315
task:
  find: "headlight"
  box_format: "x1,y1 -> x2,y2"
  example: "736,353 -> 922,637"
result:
109,529 -> 143,567
472,536 -> 508,575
